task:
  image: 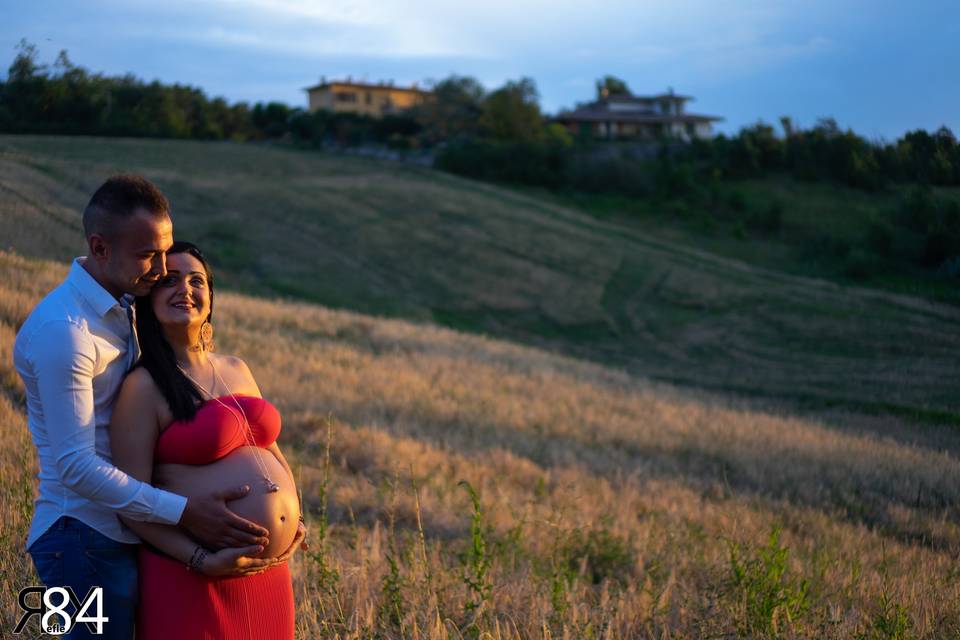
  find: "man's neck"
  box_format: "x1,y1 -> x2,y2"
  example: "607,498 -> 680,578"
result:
80,256 -> 123,301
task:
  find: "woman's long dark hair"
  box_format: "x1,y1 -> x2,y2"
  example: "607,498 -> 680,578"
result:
134,241 -> 215,422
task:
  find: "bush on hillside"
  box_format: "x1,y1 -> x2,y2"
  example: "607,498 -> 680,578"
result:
898,186 -> 960,267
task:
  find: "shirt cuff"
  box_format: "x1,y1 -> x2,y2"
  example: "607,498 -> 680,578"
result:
149,490 -> 188,525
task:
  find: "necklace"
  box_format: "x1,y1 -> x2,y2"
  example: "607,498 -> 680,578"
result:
178,357 -> 279,493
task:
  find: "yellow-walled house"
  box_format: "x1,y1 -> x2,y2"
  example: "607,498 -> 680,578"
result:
305,79 -> 432,118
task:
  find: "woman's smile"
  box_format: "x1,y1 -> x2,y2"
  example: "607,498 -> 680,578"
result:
169,299 -> 197,311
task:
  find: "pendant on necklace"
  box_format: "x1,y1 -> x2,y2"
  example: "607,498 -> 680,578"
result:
265,479 -> 280,493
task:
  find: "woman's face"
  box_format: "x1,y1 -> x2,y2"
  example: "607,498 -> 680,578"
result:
151,252 -> 211,329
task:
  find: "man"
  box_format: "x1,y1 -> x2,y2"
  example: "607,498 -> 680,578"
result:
13,175 -> 272,639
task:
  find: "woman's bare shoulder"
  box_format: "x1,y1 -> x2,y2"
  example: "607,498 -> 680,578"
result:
114,366 -> 169,428
121,366 -> 163,398
209,353 -> 261,397
209,352 -> 251,376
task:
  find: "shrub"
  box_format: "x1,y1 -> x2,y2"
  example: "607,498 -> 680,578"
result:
562,526 -> 636,587
655,158 -> 697,199
458,480 -> 492,615
750,201 -> 784,234
843,248 -> 883,280
898,187 -> 960,266
435,139 -> 568,189
726,190 -> 748,213
858,593 -> 914,640
728,527 -> 811,637
565,151 -> 653,196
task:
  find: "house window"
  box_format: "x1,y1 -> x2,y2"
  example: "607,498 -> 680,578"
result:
335,92 -> 358,103
365,92 -> 372,105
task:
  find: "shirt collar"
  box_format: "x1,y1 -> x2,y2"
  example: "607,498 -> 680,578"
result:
68,257 -> 126,318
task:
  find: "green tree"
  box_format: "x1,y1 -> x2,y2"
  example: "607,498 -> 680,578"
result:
8,38 -> 44,82
478,77 -> 542,142
595,75 -> 630,98
3,39 -> 48,130
414,74 -> 485,144
251,101 -> 293,138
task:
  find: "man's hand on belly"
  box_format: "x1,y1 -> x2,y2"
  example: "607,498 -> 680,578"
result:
180,485 -> 271,549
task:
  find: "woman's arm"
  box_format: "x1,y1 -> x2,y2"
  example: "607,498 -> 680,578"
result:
109,369 -> 274,576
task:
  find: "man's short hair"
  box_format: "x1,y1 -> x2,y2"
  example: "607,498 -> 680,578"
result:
82,175 -> 171,239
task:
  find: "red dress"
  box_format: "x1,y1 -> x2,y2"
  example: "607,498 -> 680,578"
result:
136,395 -> 294,640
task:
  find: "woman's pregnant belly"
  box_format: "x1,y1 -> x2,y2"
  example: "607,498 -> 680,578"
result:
154,446 -> 300,558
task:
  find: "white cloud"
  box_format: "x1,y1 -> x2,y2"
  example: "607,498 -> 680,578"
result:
96,0 -> 840,69
177,0 -> 491,57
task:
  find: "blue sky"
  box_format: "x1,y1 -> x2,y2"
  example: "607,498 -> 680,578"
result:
2,0 -> 958,140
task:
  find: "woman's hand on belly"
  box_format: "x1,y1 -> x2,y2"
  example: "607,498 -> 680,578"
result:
200,544 -> 282,577
270,519 -> 308,564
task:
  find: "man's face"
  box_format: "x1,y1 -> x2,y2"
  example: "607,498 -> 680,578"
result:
102,209 -> 174,297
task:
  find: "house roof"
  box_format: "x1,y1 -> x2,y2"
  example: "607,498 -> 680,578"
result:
555,90 -> 721,124
304,80 -> 431,95
554,110 -> 722,124
606,93 -> 693,103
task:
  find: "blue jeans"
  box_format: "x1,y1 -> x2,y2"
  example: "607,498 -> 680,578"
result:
28,516 -> 138,639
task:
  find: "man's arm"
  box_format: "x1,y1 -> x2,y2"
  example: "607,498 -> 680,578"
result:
110,371 -> 276,575
29,319 -> 184,524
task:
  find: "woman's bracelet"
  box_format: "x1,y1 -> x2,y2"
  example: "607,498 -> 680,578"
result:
186,545 -> 209,572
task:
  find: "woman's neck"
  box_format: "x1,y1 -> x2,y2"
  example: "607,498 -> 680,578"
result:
165,326 -> 207,369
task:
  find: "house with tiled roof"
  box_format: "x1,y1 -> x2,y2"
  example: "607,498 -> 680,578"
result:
304,78 -> 432,119
555,89 -> 721,141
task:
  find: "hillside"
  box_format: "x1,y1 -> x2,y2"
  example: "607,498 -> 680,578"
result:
2,251 -> 959,638
1,135 -> 958,428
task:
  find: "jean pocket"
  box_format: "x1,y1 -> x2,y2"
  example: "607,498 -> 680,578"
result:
30,551 -> 64,586
83,548 -> 138,601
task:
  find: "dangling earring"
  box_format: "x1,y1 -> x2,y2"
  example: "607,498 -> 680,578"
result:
199,320 -> 214,352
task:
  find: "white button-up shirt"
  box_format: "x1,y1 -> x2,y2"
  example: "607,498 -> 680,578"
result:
14,257 -> 187,549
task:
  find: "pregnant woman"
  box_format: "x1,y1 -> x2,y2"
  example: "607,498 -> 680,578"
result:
109,241 -> 305,639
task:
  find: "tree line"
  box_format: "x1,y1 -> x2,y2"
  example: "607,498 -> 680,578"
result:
2,41 -> 958,277
3,41 -> 958,191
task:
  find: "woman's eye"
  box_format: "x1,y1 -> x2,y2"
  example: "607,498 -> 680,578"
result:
191,278 -> 205,287
160,276 -> 177,286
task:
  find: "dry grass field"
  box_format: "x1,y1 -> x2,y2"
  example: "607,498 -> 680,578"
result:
2,135 -> 958,424
2,251 -> 959,639
1,135 -> 959,638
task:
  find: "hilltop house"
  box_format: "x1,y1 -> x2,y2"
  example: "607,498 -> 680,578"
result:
304,78 -> 431,118
555,89 -> 721,141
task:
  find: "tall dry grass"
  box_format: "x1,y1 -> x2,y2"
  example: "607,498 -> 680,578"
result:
3,134 -> 959,428
1,250 -> 958,639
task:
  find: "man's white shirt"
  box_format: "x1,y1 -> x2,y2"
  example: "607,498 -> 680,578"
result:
14,257 -> 187,549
